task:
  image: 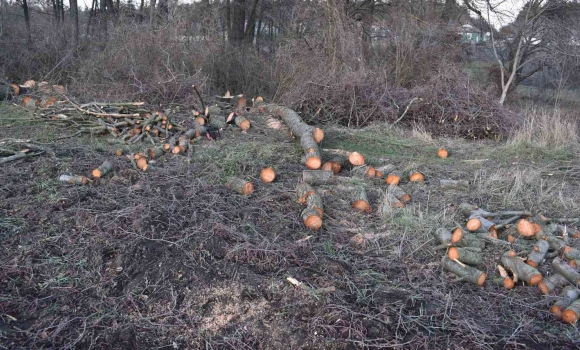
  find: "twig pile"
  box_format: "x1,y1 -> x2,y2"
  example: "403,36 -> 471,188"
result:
433,203 -> 580,324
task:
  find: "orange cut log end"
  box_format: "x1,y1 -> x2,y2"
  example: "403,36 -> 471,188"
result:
477,272 -> 487,286
10,84 -> 20,96
172,146 -> 181,154
504,277 -> 515,289
349,152 -> 365,166
313,128 -> 324,144
448,247 -> 459,260
391,201 -> 405,209
562,310 -> 579,324
241,182 -> 254,195
353,200 -> 371,213
451,228 -> 463,243
92,169 -> 102,178
466,218 -> 482,232
115,149 -> 123,156
195,116 -> 205,125
137,158 -> 148,170
260,167 -> 276,183
526,260 -> 538,269
365,166 -> 376,178
538,282 -> 549,295
305,156 -> 322,170
529,274 -> 542,286
375,170 -> 383,179
385,174 -> 400,186
409,172 -> 425,182
400,194 -> 412,203
321,162 -> 333,172
531,222 -> 542,234
304,215 -> 322,231
437,148 -> 448,158
239,119 -> 251,131
517,219 -> 535,237
552,305 -> 565,319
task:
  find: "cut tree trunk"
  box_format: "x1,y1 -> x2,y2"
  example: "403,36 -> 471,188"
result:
226,177 -> 254,195
234,115 -> 251,131
302,170 -> 333,185
451,228 -> 486,249
296,182 -> 315,204
173,135 -> 189,154
439,179 -> 469,191
301,207 -> 322,231
59,174 -> 89,185
350,165 -> 376,178
526,239 -> 549,268
147,146 -> 164,159
441,256 -> 486,286
538,273 -> 569,295
306,192 -> 323,217
562,298 -> 580,324
321,155 -> 347,174
255,102 -> 322,170
260,167 -> 276,183
352,187 -> 371,213
383,191 -> 405,209
552,286 -> 580,320
209,115 -> 227,129
164,136 -> 177,151
348,152 -> 365,166
92,160 -> 112,178
388,184 -> 411,203
501,252 -> 542,286
433,227 -> 452,245
408,171 -> 424,182
553,257 -> 580,286
448,247 -> 482,265
386,171 -> 402,186
564,246 -> 580,261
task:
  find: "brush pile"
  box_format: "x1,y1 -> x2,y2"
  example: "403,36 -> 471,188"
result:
433,203 -> 580,324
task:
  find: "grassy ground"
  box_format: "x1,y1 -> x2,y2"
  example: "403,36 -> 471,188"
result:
1,101 -> 580,349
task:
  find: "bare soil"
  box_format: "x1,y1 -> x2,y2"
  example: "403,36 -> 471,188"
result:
1,102 -> 580,349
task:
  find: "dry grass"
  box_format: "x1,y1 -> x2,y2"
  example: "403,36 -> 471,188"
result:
509,107 -> 579,148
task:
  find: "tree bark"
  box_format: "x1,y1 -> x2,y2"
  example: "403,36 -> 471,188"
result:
22,0 -> 32,46
441,256 -> 486,286
552,286 -> 579,319
538,273 -> 569,295
352,187 -> 371,212
244,0 -> 260,43
302,170 -> 333,185
553,257 -> 580,286
231,0 -> 246,42
70,0 -> 79,46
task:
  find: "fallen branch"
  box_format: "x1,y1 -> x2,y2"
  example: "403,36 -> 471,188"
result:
0,151 -> 43,165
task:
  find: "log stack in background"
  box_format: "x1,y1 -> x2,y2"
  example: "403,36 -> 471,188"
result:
432,202 -> 580,324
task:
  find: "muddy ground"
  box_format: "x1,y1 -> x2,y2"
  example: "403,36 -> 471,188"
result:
1,102 -> 580,349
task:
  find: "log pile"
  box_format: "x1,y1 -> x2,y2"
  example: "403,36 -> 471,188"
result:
433,202 -> 580,324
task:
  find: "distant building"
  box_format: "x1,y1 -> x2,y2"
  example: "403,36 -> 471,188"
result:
458,23 -> 490,44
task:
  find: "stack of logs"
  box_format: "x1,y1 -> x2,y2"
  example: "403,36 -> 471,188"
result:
433,203 -> 580,324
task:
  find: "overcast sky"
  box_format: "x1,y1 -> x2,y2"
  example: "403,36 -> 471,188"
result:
478,0 -> 527,29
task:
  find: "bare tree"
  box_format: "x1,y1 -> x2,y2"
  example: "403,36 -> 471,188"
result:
70,0 -> 79,46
